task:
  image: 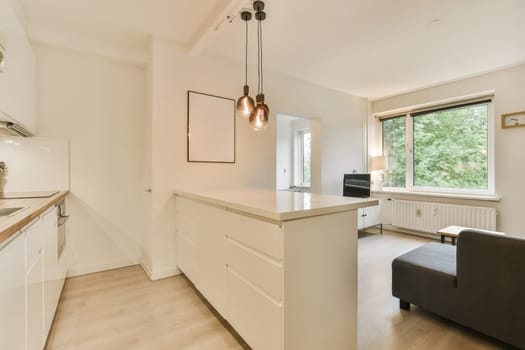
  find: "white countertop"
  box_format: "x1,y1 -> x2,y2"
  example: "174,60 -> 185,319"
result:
174,189 -> 378,221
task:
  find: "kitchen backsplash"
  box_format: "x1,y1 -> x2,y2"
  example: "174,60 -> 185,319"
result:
0,136 -> 69,192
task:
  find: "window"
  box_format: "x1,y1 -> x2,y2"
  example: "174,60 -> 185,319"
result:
379,99 -> 494,195
382,116 -> 406,188
294,129 -> 311,187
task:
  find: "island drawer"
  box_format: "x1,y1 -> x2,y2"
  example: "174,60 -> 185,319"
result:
226,265 -> 282,350
228,214 -> 283,261
226,236 -> 282,302
175,213 -> 197,243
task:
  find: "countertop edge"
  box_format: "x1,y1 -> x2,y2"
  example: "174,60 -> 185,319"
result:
174,190 -> 379,222
0,191 -> 69,248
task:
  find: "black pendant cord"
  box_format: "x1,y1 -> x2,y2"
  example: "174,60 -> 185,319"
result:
244,19 -> 249,87
257,18 -> 261,95
259,18 -> 264,95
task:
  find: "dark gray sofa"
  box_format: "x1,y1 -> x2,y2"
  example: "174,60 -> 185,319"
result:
392,230 -> 525,349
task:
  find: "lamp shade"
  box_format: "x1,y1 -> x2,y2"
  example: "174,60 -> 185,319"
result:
370,155 -> 387,171
237,93 -> 255,119
249,102 -> 269,131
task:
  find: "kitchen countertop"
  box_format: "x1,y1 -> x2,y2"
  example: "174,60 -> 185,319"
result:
174,188 -> 378,222
0,191 -> 69,248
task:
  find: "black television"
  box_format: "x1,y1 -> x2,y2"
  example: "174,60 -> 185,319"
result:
343,174 -> 371,198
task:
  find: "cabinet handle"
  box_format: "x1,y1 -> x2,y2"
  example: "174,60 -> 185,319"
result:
58,215 -> 69,226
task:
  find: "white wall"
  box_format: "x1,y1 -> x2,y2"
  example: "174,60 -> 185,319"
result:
371,63 -> 525,237
0,136 -> 69,192
276,115 -> 294,190
34,45 -> 146,276
143,37 -> 368,278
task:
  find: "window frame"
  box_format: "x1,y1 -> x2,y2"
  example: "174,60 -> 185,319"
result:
381,114 -> 407,190
294,128 -> 311,188
376,98 -> 495,196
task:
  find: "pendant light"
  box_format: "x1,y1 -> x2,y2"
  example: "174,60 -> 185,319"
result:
236,11 -> 255,118
249,1 -> 269,131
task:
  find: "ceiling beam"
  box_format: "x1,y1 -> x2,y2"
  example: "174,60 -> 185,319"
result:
188,0 -> 248,56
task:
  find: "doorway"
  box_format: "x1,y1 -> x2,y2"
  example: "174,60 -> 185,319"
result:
276,114 -> 312,192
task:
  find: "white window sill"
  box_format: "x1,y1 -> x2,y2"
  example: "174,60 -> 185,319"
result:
288,186 -> 311,193
372,189 -> 500,202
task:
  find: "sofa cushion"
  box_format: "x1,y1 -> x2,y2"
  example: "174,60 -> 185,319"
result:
392,243 -> 458,314
394,243 -> 456,279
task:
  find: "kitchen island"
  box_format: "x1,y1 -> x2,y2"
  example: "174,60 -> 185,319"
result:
174,189 -> 377,350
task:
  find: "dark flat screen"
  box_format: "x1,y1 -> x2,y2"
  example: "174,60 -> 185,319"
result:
343,174 -> 371,198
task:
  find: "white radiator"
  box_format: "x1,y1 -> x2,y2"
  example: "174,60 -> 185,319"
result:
392,199 -> 497,233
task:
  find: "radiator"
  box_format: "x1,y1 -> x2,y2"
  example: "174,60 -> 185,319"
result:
392,199 -> 497,233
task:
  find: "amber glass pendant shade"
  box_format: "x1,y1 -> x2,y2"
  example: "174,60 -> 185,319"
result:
236,85 -> 255,118
249,97 -> 269,131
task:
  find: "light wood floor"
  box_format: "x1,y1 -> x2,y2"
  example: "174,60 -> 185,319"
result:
357,230 -> 510,350
46,231 -> 511,350
45,266 -> 248,350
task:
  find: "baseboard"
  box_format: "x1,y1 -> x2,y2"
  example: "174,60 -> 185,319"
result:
67,259 -> 138,277
383,224 -> 440,240
140,261 -> 181,281
140,260 -> 154,279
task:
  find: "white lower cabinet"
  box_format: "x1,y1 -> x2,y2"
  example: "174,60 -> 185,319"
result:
25,218 -> 44,350
194,204 -> 228,314
225,267 -> 282,350
42,206 -> 65,340
175,194 -> 360,350
176,199 -> 283,349
225,215 -> 283,349
0,231 -> 26,350
0,202 -> 67,350
357,202 -> 382,230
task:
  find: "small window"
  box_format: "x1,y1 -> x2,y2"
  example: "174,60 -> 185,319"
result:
294,129 -> 311,187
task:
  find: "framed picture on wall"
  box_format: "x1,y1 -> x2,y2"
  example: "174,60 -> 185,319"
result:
501,111 -> 525,129
187,91 -> 236,163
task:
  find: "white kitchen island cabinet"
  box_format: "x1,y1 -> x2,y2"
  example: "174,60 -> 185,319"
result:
174,189 -> 377,350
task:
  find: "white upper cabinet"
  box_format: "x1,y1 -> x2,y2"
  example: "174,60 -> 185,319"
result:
0,0 -> 37,134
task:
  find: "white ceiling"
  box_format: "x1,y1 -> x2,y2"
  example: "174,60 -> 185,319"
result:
19,0 -> 230,49
20,0 -> 525,99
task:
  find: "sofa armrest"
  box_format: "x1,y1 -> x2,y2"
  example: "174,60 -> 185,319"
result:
456,230 -> 525,348
457,230 -> 525,294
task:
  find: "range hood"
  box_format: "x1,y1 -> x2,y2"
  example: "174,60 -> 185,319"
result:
0,121 -> 32,137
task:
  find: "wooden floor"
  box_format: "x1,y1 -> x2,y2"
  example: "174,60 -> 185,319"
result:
357,230 -> 510,350
45,267 -> 247,350
46,231 -> 511,350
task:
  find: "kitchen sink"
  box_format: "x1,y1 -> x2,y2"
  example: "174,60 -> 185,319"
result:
0,207 -> 27,217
